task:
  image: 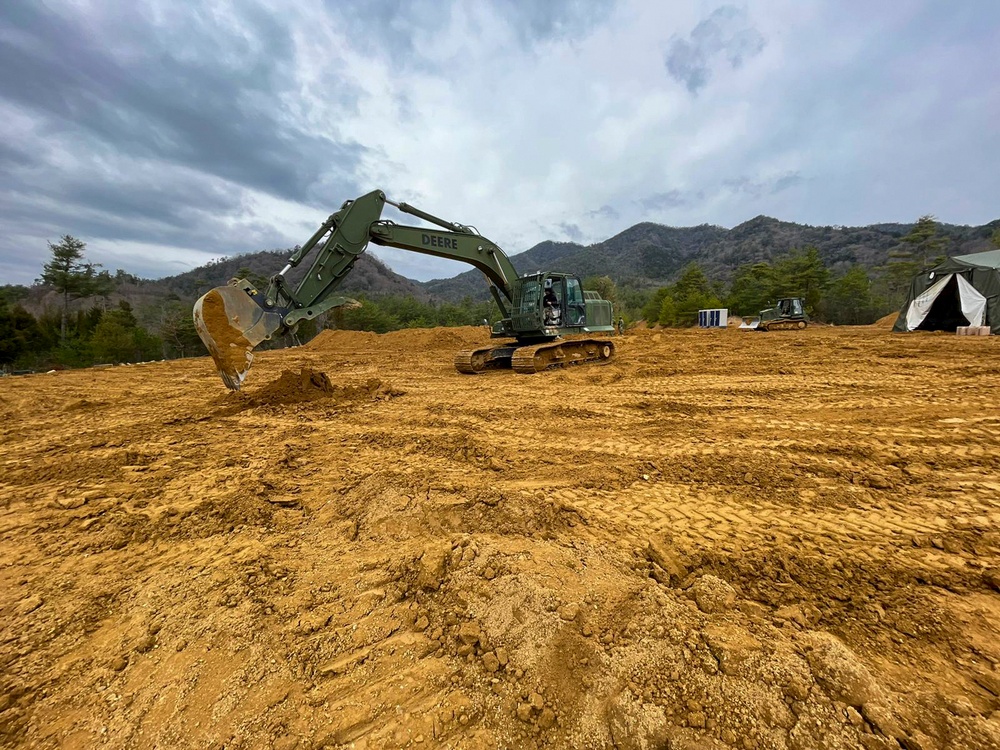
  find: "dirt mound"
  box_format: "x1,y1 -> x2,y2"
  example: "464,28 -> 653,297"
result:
873,312 -> 900,329
2,325 -> 1000,749
254,367 -> 337,403
382,325 -> 488,351
305,328 -> 382,351
306,326 -> 489,355
245,367 -> 404,406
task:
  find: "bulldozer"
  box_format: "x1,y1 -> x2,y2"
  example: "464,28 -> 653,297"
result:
739,298 -> 809,331
193,190 -> 616,390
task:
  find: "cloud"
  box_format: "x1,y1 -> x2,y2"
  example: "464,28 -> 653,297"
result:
497,0 -> 617,46
723,172 -> 803,199
638,190 -> 699,212
0,0 -> 376,281
0,0 -> 998,289
664,5 -> 766,93
0,140 -> 39,170
556,222 -> 585,242
588,205 -> 620,222
770,173 -> 803,194
322,0 -> 614,77
0,1 -> 368,205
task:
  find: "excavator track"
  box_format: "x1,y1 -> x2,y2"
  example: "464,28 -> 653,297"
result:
454,344 -> 519,374
510,339 -> 615,374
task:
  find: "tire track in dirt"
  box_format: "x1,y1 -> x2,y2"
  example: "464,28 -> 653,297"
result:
424,385 -> 1000,585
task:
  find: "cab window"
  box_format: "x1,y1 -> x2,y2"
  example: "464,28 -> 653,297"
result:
565,278 -> 586,326
519,279 -> 540,314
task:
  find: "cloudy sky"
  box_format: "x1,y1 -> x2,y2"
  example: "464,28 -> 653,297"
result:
1,0 -> 998,285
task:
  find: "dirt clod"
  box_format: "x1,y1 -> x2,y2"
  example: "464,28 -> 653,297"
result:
691,574 -> 738,613
802,631 -> 881,708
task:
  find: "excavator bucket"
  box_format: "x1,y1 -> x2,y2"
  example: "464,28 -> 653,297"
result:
193,283 -> 284,390
739,317 -> 760,330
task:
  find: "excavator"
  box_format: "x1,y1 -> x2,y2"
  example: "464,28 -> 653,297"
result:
193,189 -> 616,390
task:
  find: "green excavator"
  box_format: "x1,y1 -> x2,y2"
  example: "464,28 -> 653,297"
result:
193,190 -> 616,390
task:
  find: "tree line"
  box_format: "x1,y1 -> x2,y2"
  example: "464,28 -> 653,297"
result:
636,247 -> 879,327
0,237 -> 497,372
635,216 -> 976,327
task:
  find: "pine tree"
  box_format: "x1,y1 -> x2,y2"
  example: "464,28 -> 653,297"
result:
900,215 -> 949,269
879,216 -> 948,308
641,288 -> 670,324
38,235 -> 102,344
825,266 -> 878,325
771,247 -> 829,315
727,262 -> 774,317
0,300 -> 40,368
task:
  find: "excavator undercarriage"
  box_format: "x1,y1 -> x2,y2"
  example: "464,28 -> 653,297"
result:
454,338 -> 615,375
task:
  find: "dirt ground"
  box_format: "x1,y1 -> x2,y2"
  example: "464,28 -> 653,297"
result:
2,323 -> 1000,750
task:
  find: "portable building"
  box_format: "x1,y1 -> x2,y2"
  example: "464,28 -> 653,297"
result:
698,308 -> 728,328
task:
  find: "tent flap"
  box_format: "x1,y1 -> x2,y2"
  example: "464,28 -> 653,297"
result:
904,274 -> 952,331
955,274 -> 987,327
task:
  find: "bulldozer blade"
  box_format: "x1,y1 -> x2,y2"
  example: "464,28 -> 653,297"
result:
739,318 -> 760,330
193,284 -> 284,390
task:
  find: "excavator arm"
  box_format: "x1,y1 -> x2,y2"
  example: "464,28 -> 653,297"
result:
193,190 -> 518,389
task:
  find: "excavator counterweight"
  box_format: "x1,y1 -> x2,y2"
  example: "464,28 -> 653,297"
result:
193,190 -> 616,389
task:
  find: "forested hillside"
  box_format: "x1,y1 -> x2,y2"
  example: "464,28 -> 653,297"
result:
422,216 -> 1000,302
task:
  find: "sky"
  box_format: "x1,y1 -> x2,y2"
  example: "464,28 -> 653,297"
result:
1,0 -> 998,286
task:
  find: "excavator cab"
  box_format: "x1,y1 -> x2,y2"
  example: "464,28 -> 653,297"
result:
508,273 -> 594,337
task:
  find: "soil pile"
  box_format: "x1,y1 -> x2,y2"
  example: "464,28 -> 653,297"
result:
2,325 -> 999,749
306,328 -> 383,351
242,368 -> 404,407
872,312 -> 900,329
307,326 -> 489,355
255,367 -> 338,403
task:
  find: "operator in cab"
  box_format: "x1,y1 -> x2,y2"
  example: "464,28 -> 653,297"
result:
543,285 -> 561,325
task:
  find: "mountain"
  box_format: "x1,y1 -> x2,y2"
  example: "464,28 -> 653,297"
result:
10,217 -> 999,316
158,250 -> 429,301
11,249 -> 428,324
419,216 -> 1000,302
